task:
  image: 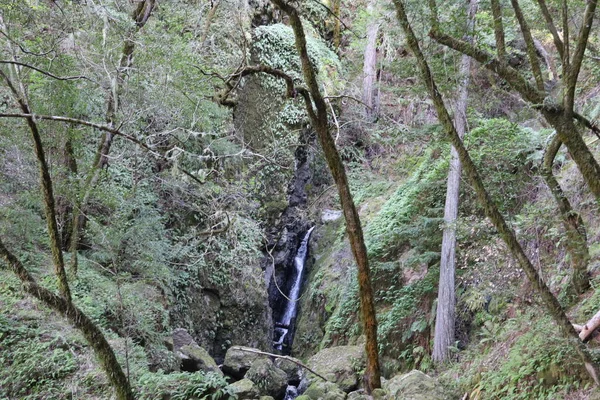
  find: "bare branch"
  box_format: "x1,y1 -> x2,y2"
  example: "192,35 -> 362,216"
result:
564,0 -> 598,112
535,0 -> 564,59
0,60 -> 95,82
510,0 -> 545,91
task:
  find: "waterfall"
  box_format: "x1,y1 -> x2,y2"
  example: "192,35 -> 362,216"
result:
274,226 -> 315,351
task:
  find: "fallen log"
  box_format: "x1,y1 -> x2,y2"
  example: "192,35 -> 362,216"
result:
579,309 -> 600,342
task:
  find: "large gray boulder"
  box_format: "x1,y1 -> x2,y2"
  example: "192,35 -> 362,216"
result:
245,358 -> 288,399
384,370 -> 445,400
225,378 -> 261,400
172,328 -> 221,374
303,381 -> 347,400
223,346 -> 268,379
275,357 -> 302,383
304,346 -> 365,392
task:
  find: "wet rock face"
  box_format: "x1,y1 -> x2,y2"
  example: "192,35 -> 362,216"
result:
265,127 -> 317,352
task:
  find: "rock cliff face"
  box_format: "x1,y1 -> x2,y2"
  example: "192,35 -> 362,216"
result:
171,273 -> 273,363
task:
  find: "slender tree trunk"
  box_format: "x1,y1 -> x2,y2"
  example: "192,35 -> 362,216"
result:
0,239 -> 134,400
393,0 -> 600,384
541,134 -> 590,296
433,0 -> 478,364
270,0 -> 381,392
362,2 -> 379,121
56,136 -> 78,250
69,0 -> 155,275
333,0 -> 341,49
199,0 -> 222,46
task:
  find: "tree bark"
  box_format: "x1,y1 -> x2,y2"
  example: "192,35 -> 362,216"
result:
540,134 -> 589,296
0,239 -> 134,400
362,1 -> 379,121
432,0 -> 478,364
394,0 -> 600,385
270,0 -> 381,392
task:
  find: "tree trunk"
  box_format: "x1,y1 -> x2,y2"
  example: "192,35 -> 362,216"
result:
433,0 -> 478,364
270,0 -> 381,392
393,0 -> 600,384
541,134 -> 589,297
362,2 -> 379,121
333,0 -> 341,49
0,239 -> 134,400
56,136 -> 78,250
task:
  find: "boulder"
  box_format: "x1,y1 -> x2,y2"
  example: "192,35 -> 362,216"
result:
245,358 -> 288,399
226,378 -> 261,400
305,346 -> 365,392
384,370 -> 445,400
303,381 -> 347,400
223,346 -> 268,379
275,357 -> 302,383
171,328 -> 221,374
178,344 -> 222,374
347,388 -> 387,400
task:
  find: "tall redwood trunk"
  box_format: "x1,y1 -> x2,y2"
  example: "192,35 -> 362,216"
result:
433,0 -> 478,363
362,2 -> 379,121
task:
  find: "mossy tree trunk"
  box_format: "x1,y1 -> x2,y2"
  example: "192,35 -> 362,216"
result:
0,239 -> 135,400
270,0 -> 382,392
541,134 -> 590,297
393,0 -> 600,384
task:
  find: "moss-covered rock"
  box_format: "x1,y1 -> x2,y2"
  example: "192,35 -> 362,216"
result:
384,370 -> 445,400
305,346 -> 365,392
223,346 -> 268,379
303,381 -> 347,400
226,378 -> 261,400
245,358 -> 288,398
274,357 -> 302,383
178,344 -> 222,375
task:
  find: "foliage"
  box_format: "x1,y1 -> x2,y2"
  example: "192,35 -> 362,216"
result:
136,371 -> 235,400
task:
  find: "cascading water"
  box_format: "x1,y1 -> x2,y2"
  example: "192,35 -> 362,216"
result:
273,226 -> 315,351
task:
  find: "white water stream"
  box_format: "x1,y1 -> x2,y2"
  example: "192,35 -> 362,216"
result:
273,226 -> 315,351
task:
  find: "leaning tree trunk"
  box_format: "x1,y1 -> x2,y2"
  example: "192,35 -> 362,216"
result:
0,239 -> 134,400
393,0 -> 600,384
433,0 -> 478,364
270,0 -> 382,392
541,134 -> 590,296
362,1 -> 379,121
